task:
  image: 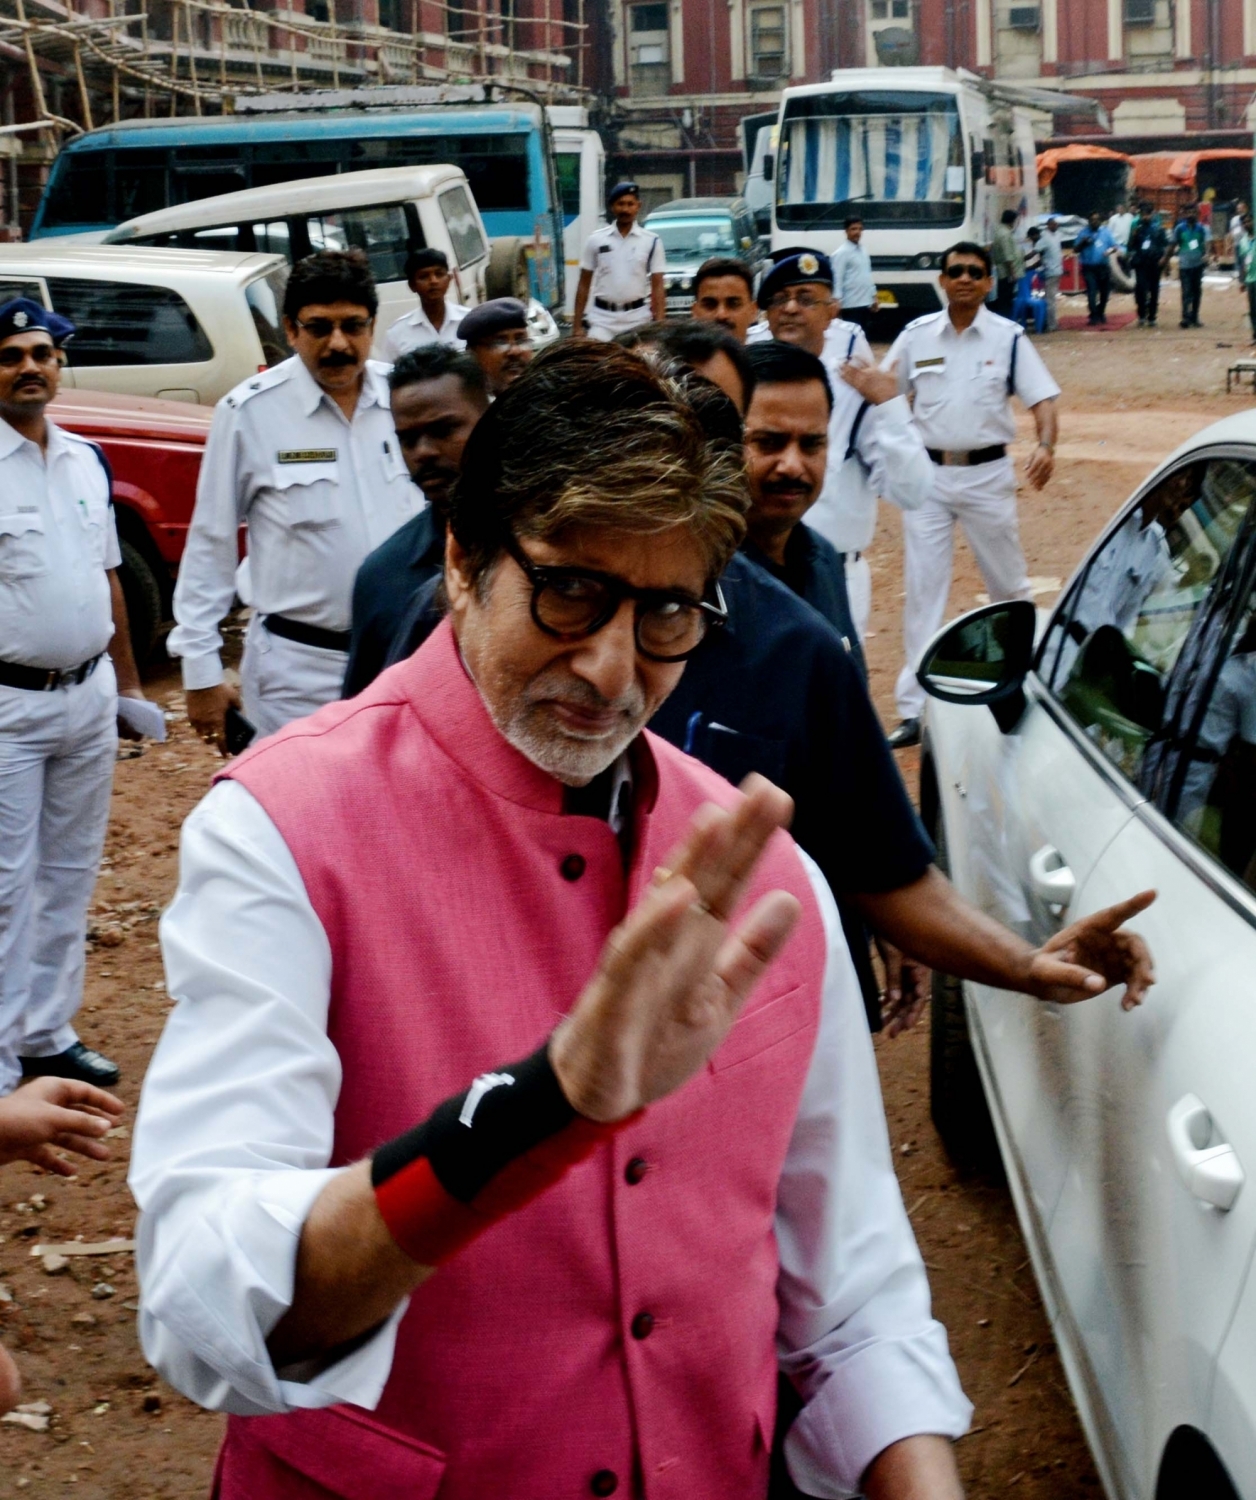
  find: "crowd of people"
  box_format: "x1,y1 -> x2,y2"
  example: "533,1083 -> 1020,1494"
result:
0,177 -> 1164,1498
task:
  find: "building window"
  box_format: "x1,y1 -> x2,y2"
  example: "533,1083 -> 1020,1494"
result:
870,0 -> 909,16
1124,0 -> 1155,22
377,0 -> 406,30
628,2 -> 670,97
1005,5 -> 1040,29
748,4 -> 787,78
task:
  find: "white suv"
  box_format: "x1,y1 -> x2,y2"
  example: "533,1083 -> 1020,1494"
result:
0,244 -> 289,405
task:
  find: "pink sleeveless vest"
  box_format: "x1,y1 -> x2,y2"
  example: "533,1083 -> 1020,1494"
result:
213,621 -> 827,1500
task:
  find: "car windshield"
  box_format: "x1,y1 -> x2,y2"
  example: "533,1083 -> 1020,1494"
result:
649,216 -> 737,263
777,90 -> 964,231
246,267 -> 291,367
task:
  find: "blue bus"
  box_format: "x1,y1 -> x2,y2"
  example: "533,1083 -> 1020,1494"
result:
31,102 -> 565,308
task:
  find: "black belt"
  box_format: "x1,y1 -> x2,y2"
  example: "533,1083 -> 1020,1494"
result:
594,296 -> 647,312
0,653 -> 102,692
262,614 -> 352,654
927,444 -> 1008,467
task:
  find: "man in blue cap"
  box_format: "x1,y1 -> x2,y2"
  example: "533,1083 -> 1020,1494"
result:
0,297 -> 154,1091
458,297 -> 534,395
572,181 -> 666,340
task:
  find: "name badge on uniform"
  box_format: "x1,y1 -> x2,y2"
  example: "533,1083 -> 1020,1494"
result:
277,449 -> 338,463
913,357 -> 946,372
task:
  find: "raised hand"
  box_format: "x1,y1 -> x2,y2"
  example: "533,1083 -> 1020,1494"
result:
1025,890 -> 1157,1010
0,1077 -> 125,1176
549,775 -> 801,1123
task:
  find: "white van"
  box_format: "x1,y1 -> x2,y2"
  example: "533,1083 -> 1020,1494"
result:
548,107 -> 606,318
0,244 -> 289,405
104,165 -> 506,357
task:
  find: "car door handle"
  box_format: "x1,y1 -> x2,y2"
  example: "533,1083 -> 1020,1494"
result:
1028,844 -> 1077,907
1167,1094 -> 1245,1211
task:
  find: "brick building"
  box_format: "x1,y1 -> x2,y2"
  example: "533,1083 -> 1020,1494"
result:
601,0 -> 1256,204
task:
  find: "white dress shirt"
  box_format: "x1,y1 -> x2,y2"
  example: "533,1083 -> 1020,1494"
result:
580,221 -> 665,306
131,779 -> 971,1495
0,416 -> 120,669
381,301 -> 469,362
810,391 -> 934,556
168,356 -> 418,691
883,305 -> 1060,452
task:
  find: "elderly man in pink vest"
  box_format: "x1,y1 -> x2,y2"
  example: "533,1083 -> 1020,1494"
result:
131,344 -> 1144,1499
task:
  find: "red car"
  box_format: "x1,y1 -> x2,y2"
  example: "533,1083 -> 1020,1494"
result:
50,389 -> 212,664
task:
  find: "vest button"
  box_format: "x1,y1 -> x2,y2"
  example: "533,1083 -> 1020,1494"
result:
624,1157 -> 648,1185
631,1311 -> 654,1340
590,1471 -> 619,1497
560,853 -> 586,881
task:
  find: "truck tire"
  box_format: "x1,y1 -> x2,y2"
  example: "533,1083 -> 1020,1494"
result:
485,237 -> 531,300
117,535 -> 164,669
925,770 -> 1004,1177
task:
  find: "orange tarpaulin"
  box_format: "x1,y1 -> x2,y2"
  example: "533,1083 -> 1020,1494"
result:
1037,144 -> 1131,189
1131,149 -> 1254,190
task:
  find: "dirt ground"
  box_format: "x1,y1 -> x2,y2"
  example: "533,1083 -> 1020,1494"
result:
0,278 -> 1251,1498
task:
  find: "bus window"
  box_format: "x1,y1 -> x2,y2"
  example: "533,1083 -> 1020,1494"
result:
438,186 -> 487,267
555,152 -> 582,222
777,89 -> 965,231
115,151 -> 168,223
42,155 -> 111,229
46,278 -> 214,367
304,204 -> 412,283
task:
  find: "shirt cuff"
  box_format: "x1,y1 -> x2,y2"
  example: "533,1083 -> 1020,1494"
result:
137,1167 -> 406,1416
178,653 -> 226,691
873,394 -> 913,428
783,1329 -> 973,1498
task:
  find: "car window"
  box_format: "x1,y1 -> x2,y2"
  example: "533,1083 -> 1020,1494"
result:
438,186 -> 487,267
649,216 -> 738,264
45,277 -> 214,367
0,279 -> 48,306
304,204 -> 412,283
1038,456 -> 1256,784
1169,576 -> 1256,889
252,220 -> 293,259
178,224 -> 244,253
246,269 -> 291,367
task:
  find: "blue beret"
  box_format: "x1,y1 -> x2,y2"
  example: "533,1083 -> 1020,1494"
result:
45,309 -> 76,347
757,249 -> 834,310
0,298 -> 51,342
459,298 -> 529,346
608,180 -> 640,204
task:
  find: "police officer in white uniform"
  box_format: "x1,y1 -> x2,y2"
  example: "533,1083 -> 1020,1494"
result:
170,251 -> 420,750
749,251 -> 932,639
883,240 -> 1060,748
0,299 -> 152,1091
572,181 -> 666,341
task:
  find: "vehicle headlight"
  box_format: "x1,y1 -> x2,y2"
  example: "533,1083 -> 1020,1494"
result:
680,278 -> 693,293
915,253 -> 937,271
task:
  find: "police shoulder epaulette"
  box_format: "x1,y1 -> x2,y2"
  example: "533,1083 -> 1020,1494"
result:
223,360 -> 291,410
903,310 -> 944,333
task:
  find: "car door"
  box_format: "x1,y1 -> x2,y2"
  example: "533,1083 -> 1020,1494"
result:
1015,451 -> 1256,1498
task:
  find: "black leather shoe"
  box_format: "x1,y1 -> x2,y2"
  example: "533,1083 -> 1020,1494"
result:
21,1043 -> 120,1088
887,718 -> 921,750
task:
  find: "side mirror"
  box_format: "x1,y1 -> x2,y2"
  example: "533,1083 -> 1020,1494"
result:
917,599 -> 1036,733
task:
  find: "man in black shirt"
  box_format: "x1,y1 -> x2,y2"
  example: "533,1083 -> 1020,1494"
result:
740,341 -> 865,674
343,346 -> 488,698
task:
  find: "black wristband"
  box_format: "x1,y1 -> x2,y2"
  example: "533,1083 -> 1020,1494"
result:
371,1042 -> 577,1204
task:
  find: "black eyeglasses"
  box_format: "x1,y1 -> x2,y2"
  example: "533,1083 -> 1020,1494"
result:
942,264 -> 988,282
504,536 -> 726,662
295,315 -> 374,339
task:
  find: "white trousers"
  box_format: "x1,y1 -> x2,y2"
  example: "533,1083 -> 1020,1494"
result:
896,458 -> 1032,720
584,305 -> 653,342
240,619 -> 349,740
0,659 -> 117,1091
845,553 -> 872,642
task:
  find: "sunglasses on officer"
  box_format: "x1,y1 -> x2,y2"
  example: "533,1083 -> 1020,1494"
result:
294,315 -> 374,339
941,262 -> 989,282
503,534 -> 727,662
